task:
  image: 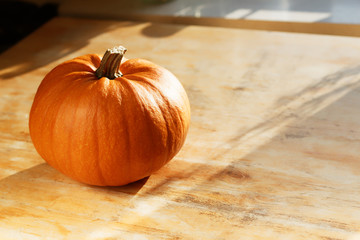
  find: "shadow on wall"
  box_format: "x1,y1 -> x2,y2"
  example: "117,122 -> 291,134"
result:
0,19 -> 141,80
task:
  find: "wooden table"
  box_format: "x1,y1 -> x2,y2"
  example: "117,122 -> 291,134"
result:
1,17 -> 360,239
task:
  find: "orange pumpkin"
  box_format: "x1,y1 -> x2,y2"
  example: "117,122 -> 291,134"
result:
29,46 -> 191,186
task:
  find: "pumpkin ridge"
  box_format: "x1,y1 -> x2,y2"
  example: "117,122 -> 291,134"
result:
63,71 -> 97,82
36,77 -> 74,174
155,102 -> 171,168
73,81 -> 111,185
120,58 -> 161,77
152,82 -> 190,161
93,104 -> 107,186
95,81 -> 132,186
117,80 -> 139,183
153,90 -> 174,166
76,53 -> 102,71
50,58 -> 97,77
129,80 -> 171,175
136,89 -> 166,175
53,80 -> 88,179
45,75 -> 94,181
134,78 -> 172,166
118,79 -> 166,182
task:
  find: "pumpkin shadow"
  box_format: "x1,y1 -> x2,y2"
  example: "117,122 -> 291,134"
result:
0,162 -> 153,234
0,162 -> 148,202
89,176 -> 149,195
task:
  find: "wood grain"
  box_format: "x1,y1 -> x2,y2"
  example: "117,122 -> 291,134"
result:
1,17 -> 360,239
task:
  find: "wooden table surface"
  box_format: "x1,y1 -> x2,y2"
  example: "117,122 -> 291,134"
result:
1,17 -> 360,239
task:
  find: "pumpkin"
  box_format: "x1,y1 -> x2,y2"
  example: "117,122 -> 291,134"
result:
29,46 -> 191,186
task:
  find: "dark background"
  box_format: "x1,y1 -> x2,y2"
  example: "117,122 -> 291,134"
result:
0,1 -> 58,54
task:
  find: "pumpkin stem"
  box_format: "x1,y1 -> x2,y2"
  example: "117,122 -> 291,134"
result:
96,46 -> 127,79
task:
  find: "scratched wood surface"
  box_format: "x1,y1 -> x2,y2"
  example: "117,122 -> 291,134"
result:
1,17 -> 360,240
